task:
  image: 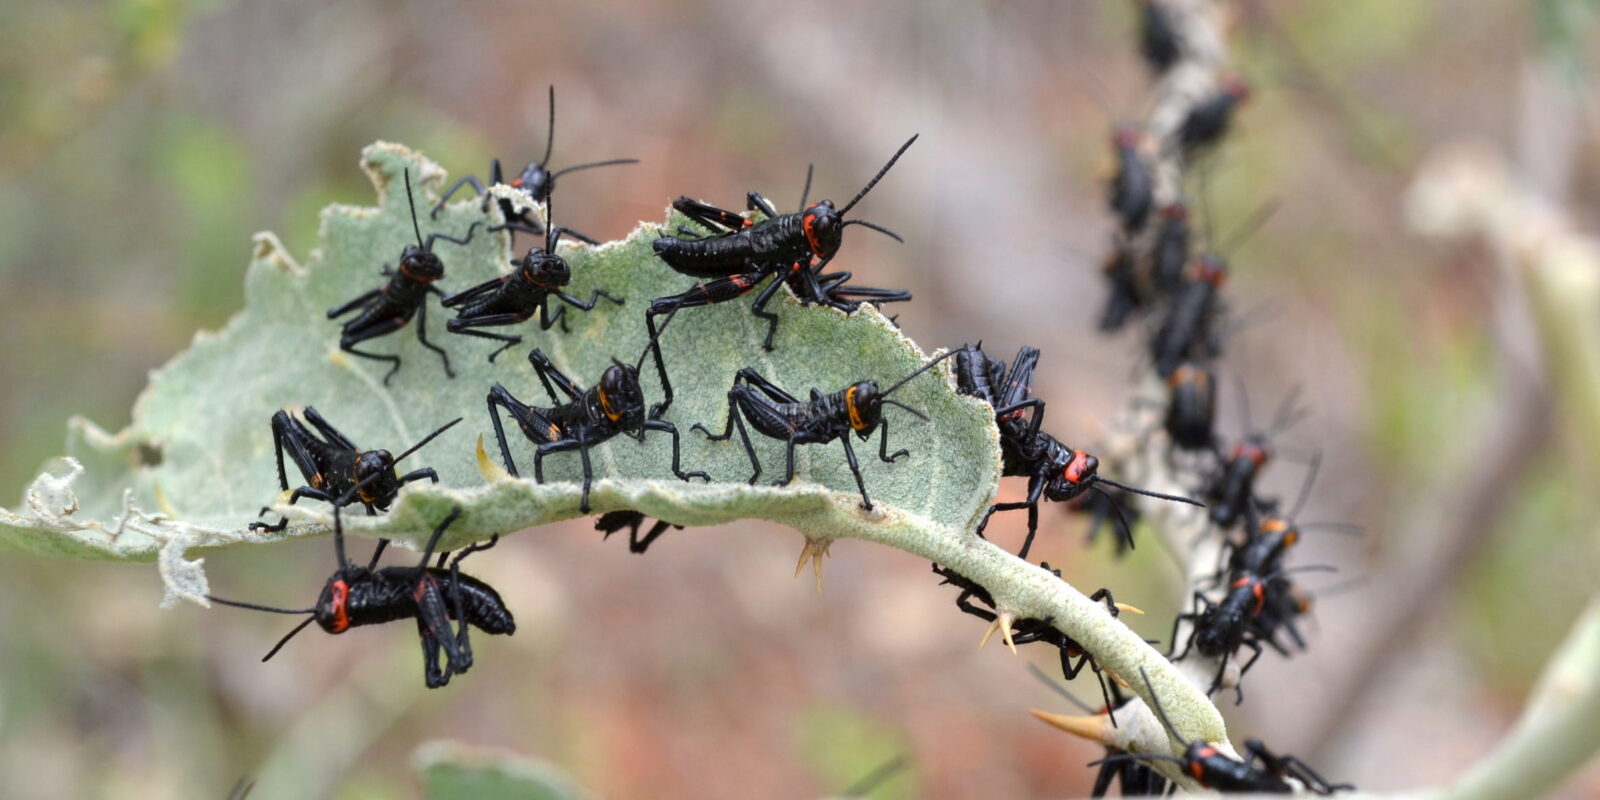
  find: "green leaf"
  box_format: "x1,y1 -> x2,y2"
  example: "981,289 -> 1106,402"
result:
0,142 -> 1000,607
414,741 -> 589,800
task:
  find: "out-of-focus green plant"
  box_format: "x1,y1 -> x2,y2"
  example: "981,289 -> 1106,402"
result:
0,0 -> 201,168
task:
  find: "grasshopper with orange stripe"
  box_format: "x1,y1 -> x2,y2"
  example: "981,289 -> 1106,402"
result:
692,351 -> 956,511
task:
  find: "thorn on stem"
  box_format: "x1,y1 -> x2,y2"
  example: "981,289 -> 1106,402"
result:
793,538 -> 833,593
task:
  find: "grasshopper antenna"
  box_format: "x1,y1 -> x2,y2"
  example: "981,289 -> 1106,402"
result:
395,417 -> 464,464
544,182 -> 558,252
881,399 -> 929,421
1234,374 -> 1253,435
880,349 -> 960,398
1218,197 -> 1280,258
1090,484 -> 1140,552
1096,477 -> 1205,507
541,85 -> 556,168
1138,665 -> 1185,746
1258,563 -> 1338,583
204,582 -> 323,662
404,169 -> 425,249
1067,57 -> 1123,122
226,778 -> 256,800
797,163 -> 814,210
841,219 -> 905,242
1286,450 -> 1323,520
840,134 -> 919,216
204,597 -> 315,615
259,616 -> 318,662
1027,663 -> 1098,714
552,157 -> 640,179
1267,384 -> 1306,437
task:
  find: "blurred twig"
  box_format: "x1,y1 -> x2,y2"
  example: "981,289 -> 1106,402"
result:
1306,35 -> 1597,756
1304,374 -> 1552,753
1418,590 -> 1600,800
1107,588 -> 1600,798
1367,137 -> 1600,796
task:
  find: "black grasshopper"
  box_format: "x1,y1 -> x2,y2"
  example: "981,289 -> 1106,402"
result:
1099,201 -> 1189,331
1087,667 -> 1352,794
935,564 -> 1134,725
1109,125 -> 1154,232
1164,361 -> 1217,451
249,407 -> 461,534
1221,452 -> 1325,579
430,85 -> 637,242
210,506 -> 515,689
1217,522 -> 1337,658
1137,0 -> 1182,75
951,342 -> 1047,455
1205,386 -> 1305,529
328,169 -> 481,385
1168,571 -> 1278,700
442,189 -> 623,361
1150,201 -> 1276,377
486,347 -> 709,513
1216,459 -> 1360,656
1150,253 -> 1228,378
975,431 -> 1201,558
595,509 -> 681,554
1098,245 -> 1143,332
644,137 -> 918,409
1151,201 -> 1192,296
1168,566 -> 1332,702
692,351 -> 955,511
1176,73 -> 1252,157
668,161 -> 915,322
954,343 -> 1201,558
1205,436 -> 1272,529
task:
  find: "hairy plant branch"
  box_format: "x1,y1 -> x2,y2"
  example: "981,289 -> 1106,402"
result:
1308,136 -> 1566,752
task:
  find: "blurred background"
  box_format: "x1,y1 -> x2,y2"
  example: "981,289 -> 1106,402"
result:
2,1 -> 1599,798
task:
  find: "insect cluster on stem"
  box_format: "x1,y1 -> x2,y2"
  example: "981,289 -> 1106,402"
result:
1001,3 -> 1356,795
